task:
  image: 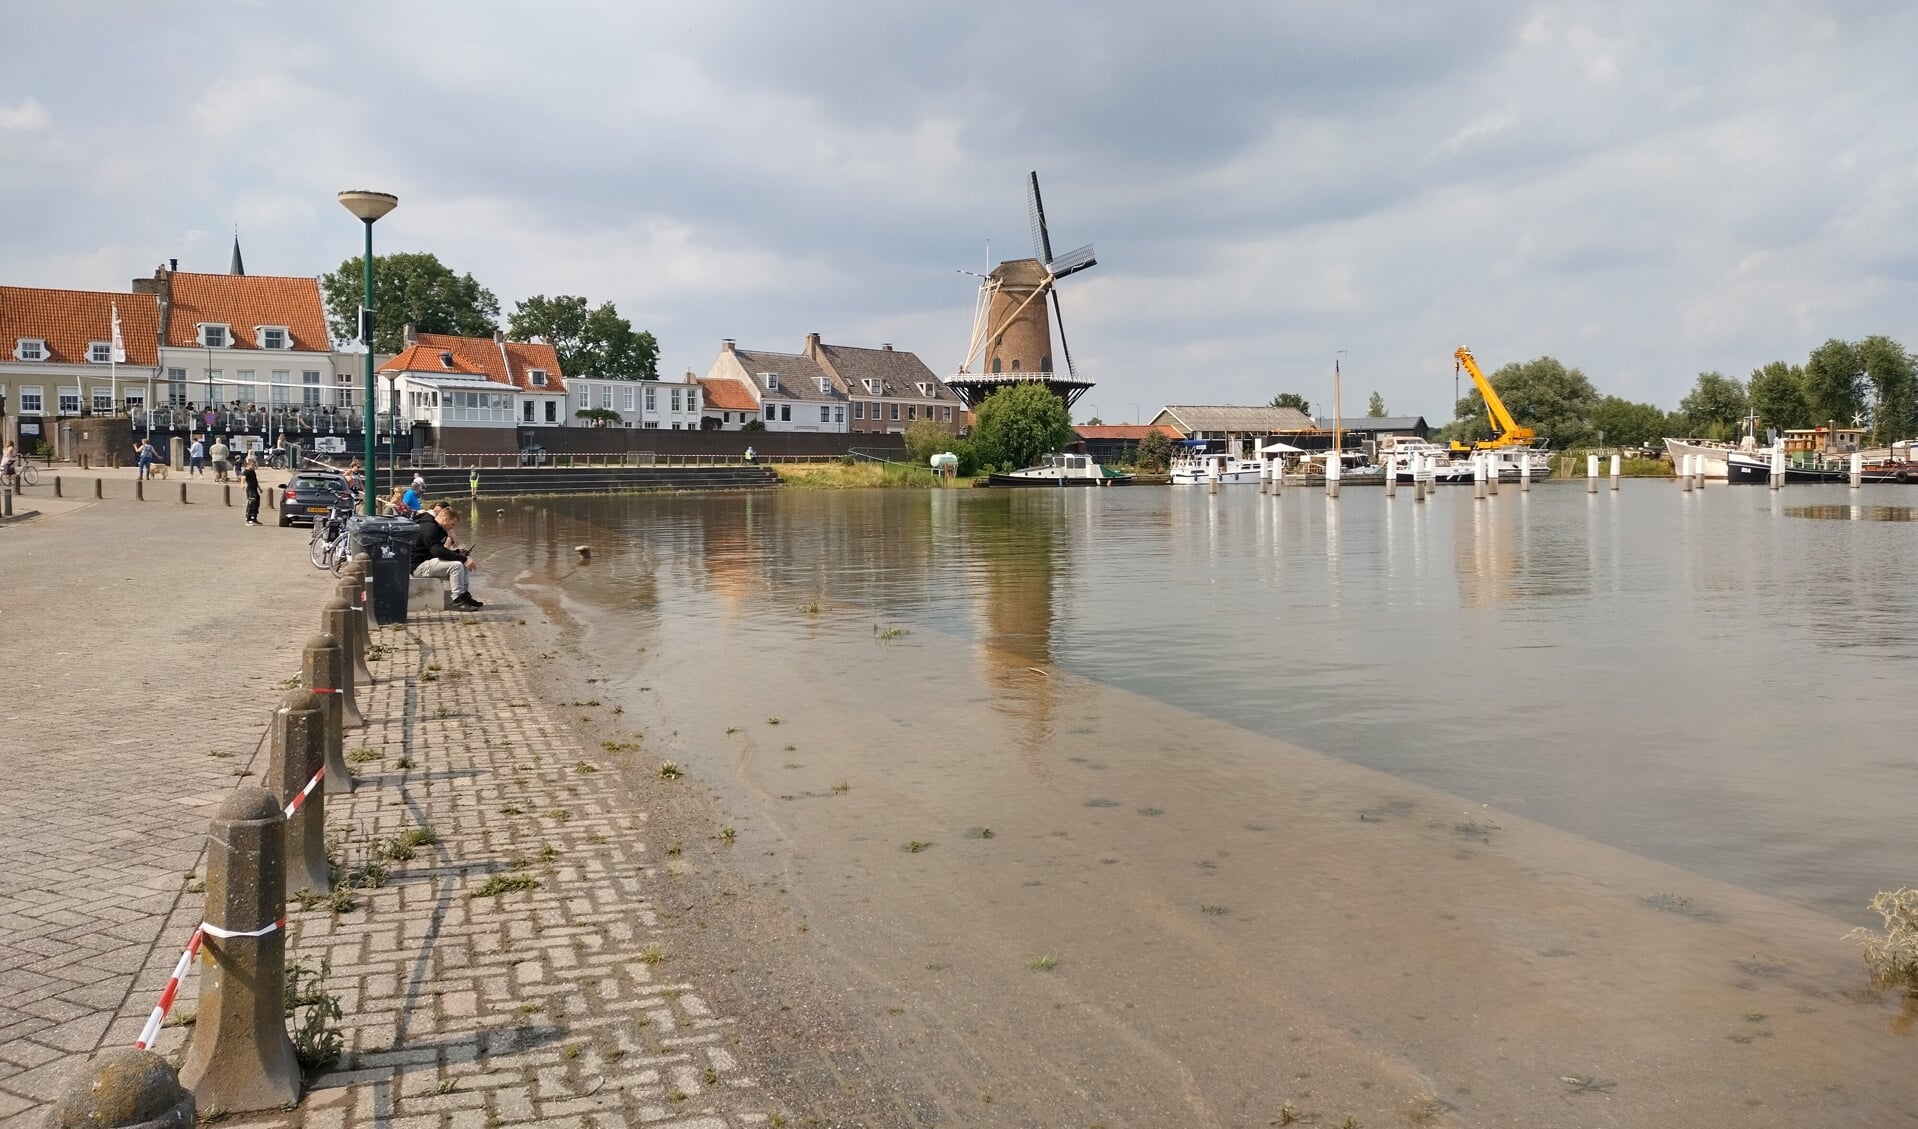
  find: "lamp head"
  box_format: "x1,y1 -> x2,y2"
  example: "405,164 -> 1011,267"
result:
337,190 -> 399,223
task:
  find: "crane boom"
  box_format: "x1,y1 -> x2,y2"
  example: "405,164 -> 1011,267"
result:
1452,347 -> 1536,449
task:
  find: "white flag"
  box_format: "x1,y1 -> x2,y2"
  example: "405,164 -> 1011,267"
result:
110,303 -> 126,363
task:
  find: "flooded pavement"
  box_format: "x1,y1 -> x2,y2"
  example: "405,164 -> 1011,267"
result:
487,483 -> 1917,1126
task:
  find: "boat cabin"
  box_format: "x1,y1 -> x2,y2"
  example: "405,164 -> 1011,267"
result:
1784,427 -> 1865,455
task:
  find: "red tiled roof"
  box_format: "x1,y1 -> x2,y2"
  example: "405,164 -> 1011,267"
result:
1076,424 -> 1183,440
163,272 -> 329,352
698,377 -> 758,411
0,286 -> 160,366
413,332 -> 566,394
380,344 -> 489,376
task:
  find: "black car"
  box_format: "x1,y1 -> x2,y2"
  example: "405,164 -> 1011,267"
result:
277,471 -> 353,527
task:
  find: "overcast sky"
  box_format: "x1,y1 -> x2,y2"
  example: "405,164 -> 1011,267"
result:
4,1 -> 1915,423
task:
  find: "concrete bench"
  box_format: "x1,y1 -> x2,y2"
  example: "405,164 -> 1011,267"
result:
408,576 -> 455,611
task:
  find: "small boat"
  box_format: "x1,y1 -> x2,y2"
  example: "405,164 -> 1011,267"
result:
1725,450 -> 1847,484
1170,447 -> 1264,486
1378,438 -> 1552,483
987,452 -> 1133,487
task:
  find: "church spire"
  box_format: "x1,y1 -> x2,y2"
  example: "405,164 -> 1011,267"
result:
229,226 -> 245,276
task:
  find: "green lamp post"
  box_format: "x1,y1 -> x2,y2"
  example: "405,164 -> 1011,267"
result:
336,190 -> 398,515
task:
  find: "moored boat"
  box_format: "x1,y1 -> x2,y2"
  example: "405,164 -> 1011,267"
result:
1169,445 -> 1264,485
986,452 -> 1133,487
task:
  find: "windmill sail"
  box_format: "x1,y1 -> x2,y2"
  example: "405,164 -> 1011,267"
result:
1050,289 -> 1077,379
1027,171 -> 1055,264
1047,243 -> 1096,278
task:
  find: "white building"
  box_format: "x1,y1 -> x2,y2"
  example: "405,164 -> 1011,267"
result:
567,374 -> 704,430
700,338 -> 848,433
152,267 -> 334,412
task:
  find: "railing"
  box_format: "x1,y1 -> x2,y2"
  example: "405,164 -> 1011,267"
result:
128,406 -> 407,436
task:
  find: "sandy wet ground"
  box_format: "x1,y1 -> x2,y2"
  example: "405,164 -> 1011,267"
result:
503,523 -> 1917,1129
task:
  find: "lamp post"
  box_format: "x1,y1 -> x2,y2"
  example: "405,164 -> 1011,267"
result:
337,190 -> 398,516
1129,402 -> 1141,425
205,344 -> 214,430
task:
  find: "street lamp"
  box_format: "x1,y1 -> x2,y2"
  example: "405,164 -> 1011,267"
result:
337,189 -> 398,515
1129,402 -> 1141,425
204,343 -> 213,431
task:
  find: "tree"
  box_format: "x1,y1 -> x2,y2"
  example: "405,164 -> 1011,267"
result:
1081,415 -> 1104,426
970,383 -> 1075,471
1588,396 -> 1671,447
508,294 -> 660,381
575,407 -> 621,427
1135,429 -> 1174,472
1269,392 -> 1312,413
1367,391 -> 1386,417
1445,355 -> 1599,449
1859,335 -> 1917,442
1803,338 -> 1865,430
1748,361 -> 1811,433
1678,371 -> 1749,440
904,418 -> 977,475
320,252 -> 500,354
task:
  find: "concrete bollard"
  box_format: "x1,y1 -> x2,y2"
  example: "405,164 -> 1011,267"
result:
1851,451 -> 1863,490
1611,453 -> 1621,491
1588,453 -> 1600,493
320,599 -> 365,728
1383,456 -> 1396,497
47,1047 -> 195,1129
1473,454 -> 1486,500
302,633 -> 357,795
136,479 -> 144,502
95,477 -> 104,499
1207,473 -> 1218,495
1520,455 -> 1531,492
1259,464 -> 1269,494
176,786 -> 301,1113
224,483 -> 232,507
53,475 -> 62,498
334,574 -> 374,688
270,689 -> 330,897
1681,453 -> 1693,492
1770,442 -> 1785,490
1487,455 -> 1499,495
1326,453 -> 1341,499
178,482 -> 188,505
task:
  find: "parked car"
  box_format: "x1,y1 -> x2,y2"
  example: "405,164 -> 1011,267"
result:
277,471 -> 353,528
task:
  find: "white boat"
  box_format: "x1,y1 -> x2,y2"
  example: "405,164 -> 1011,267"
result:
1378,437 -> 1552,483
1170,449 -> 1265,485
986,452 -> 1133,487
1662,436 -> 1757,480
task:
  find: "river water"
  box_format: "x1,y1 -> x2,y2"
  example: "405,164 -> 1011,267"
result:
487,481 -> 1917,1126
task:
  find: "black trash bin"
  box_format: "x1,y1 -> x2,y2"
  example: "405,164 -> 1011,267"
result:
349,515 -> 423,625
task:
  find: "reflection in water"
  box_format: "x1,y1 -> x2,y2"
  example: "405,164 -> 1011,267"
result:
1786,505 -> 1915,522
963,493 -> 1067,751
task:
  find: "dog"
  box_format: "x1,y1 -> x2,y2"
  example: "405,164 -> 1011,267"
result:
146,461 -> 171,480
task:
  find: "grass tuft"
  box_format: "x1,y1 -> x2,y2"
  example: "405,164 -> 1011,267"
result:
475,873 -> 540,898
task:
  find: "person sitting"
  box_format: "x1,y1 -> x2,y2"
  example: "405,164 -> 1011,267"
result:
385,487 -> 414,516
401,482 -> 423,513
409,503 -> 483,610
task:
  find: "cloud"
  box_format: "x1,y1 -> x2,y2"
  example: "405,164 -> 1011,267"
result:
0,97 -> 49,130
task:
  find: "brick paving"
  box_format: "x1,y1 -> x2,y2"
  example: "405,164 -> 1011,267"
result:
1,489 -> 781,1127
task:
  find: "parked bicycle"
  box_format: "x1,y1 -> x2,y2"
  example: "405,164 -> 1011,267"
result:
309,499 -> 356,574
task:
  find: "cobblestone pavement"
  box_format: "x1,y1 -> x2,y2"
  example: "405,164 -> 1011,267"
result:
4,495 -> 781,1127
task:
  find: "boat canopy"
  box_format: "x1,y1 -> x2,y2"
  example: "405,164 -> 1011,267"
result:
1261,441 -> 1305,454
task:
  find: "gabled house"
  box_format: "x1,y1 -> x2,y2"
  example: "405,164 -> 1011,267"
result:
701,338 -> 847,432
410,328 -> 566,430
1150,404 -> 1318,457
697,374 -> 760,430
378,326 -> 565,453
150,266 -> 332,413
0,285 -> 161,450
807,334 -> 960,433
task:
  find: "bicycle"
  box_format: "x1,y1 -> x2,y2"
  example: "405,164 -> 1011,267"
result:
11,461 -> 38,486
309,500 -> 355,574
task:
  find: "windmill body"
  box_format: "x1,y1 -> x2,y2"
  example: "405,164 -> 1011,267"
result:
947,173 -> 1097,411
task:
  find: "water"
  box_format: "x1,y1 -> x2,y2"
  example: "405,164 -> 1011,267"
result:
494,481 -> 1917,920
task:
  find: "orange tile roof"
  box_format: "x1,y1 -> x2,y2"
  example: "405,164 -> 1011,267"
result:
698,377 -> 758,411
0,286 -> 160,366
163,272 -> 329,352
1075,424 -> 1183,440
413,332 -> 566,394
380,344 -> 490,376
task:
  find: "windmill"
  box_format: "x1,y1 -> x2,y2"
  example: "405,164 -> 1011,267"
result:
947,172 -> 1099,410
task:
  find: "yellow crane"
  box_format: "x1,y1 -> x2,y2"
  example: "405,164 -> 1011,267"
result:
1451,347 -> 1536,451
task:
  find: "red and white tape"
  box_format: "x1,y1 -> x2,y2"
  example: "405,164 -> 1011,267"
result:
283,767 -> 325,818
134,928 -> 203,1049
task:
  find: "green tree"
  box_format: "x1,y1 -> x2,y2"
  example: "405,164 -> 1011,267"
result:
507,294 -> 660,380
1678,371 -> 1749,440
1859,335 -> 1917,442
1748,361 -> 1811,433
320,252 -> 500,354
1588,396 -> 1670,447
1269,392 -> 1312,414
1081,415 -> 1104,426
1445,356 -> 1599,449
1366,391 -> 1386,417
1803,338 -> 1865,429
970,383 -> 1075,471
1135,429 -> 1174,472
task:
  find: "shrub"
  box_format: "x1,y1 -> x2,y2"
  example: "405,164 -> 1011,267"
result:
1844,887 -> 1918,993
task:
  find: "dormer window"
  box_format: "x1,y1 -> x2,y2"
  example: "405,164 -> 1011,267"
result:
863,379 -> 880,395
762,372 -> 778,391
915,382 -> 932,398
529,369 -> 548,387
816,377 -> 831,394
256,326 -> 289,350
15,338 -> 46,361
198,324 -> 229,348
90,342 -> 114,364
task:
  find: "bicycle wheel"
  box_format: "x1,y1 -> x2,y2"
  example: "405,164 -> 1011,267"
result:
18,463 -> 37,485
310,529 -> 333,570
329,536 -> 350,576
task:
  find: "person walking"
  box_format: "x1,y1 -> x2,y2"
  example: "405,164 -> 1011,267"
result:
188,435 -> 206,476
1,440 -> 16,485
209,436 -> 230,482
135,438 -> 155,480
242,456 -> 262,525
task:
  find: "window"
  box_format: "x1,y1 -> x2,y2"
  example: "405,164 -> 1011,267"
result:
671,388 -> 681,412
19,386 -> 43,413
889,403 -> 900,421
89,342 -> 112,363
269,384 -> 289,405
853,401 -> 863,419
336,388 -> 355,408
16,338 -> 46,361
545,399 -> 557,423
943,405 -> 952,421
259,327 -> 287,350
645,421 -> 659,429
1011,359 -> 1022,371
765,404 -> 775,420
167,384 -> 187,406
302,370 -> 319,386
92,388 -> 113,411
907,404 -> 916,420
58,387 -> 80,414
763,373 -> 778,390
992,357 -> 1001,374
199,324 -> 228,348
523,399 -> 535,422
124,390 -> 145,410
623,387 -> 634,412
529,369 -> 547,387
916,382 -> 931,398
1041,354 -> 1051,373
600,386 -> 613,409
578,389 -> 590,409
834,406 -> 844,423
645,386 -> 656,411
816,377 -> 830,394
863,379 -> 879,394
819,405 -> 830,423
686,390 -> 697,411
445,389 -> 512,422
302,385 -> 321,406
780,404 -> 791,422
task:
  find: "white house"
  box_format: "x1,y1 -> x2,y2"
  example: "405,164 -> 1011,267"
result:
152,266 -> 334,412
700,338 -> 848,433
380,344 -> 518,450
567,374 -> 704,430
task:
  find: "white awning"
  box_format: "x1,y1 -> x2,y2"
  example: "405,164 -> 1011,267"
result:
1261,441 -> 1305,454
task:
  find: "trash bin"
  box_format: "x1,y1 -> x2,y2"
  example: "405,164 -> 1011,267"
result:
349,515 -> 423,625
